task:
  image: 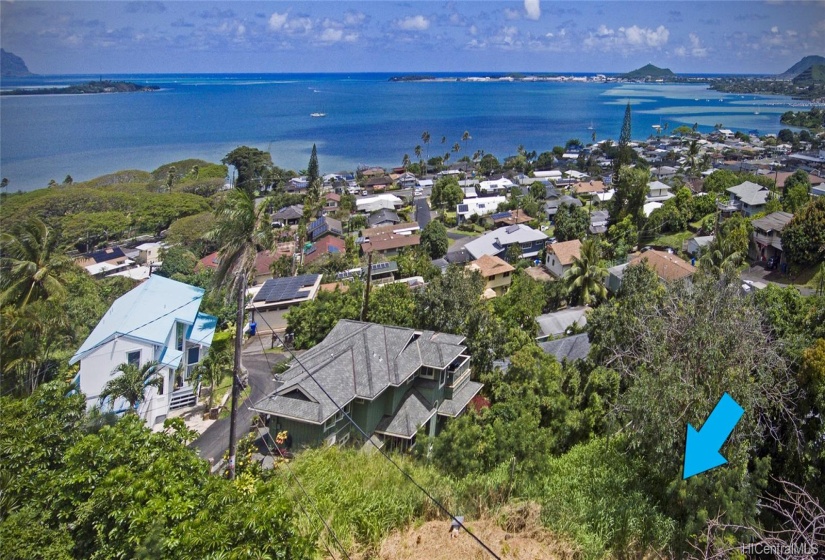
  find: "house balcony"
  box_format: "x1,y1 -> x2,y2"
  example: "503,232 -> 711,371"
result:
445,355 -> 471,398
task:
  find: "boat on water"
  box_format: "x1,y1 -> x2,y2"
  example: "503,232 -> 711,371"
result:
310,112 -> 326,117
587,120 -> 594,130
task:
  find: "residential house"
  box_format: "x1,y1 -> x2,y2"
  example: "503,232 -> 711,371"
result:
322,192 -> 341,214
546,195 -> 582,221
564,170 -> 588,181
750,211 -> 794,265
250,320 -> 482,450
646,181 -> 675,202
272,204 -> 304,226
725,181 -> 770,217
467,254 -> 515,298
199,248 -> 294,285
307,216 -> 344,242
465,224 -> 548,262
772,171 -> 825,191
362,222 -> 420,238
363,175 -> 393,192
572,180 -> 606,196
478,177 -> 513,194
651,166 -> 677,180
76,247 -> 134,277
249,274 -> 322,313
368,209 -> 401,228
492,209 -> 533,227
356,194 -> 403,214
643,201 -> 663,217
337,261 -> 399,284
304,236 -> 346,266
456,196 -> 507,223
287,176 -> 309,192
607,250 -> 696,292
536,307 -> 588,339
360,166 -> 386,178
538,333 -> 591,363
686,235 -> 715,257
360,232 -> 421,256
395,172 -> 418,189
134,242 -> 164,266
589,210 -> 609,235
69,275 -> 217,426
545,239 -> 582,278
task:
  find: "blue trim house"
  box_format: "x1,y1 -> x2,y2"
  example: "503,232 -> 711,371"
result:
69,275 -> 217,425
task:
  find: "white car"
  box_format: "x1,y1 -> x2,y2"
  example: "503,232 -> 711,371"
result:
414,188 -> 423,196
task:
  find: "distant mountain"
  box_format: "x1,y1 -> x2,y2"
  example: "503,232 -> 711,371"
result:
792,63 -> 825,85
1,49 -> 33,77
622,64 -> 675,79
777,55 -> 825,80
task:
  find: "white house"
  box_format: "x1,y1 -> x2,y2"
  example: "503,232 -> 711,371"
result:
69,275 -> 217,426
356,194 -> 403,213
455,196 -> 507,223
465,224 -> 548,261
479,177 -> 513,194
135,242 -> 164,265
646,181 -> 675,202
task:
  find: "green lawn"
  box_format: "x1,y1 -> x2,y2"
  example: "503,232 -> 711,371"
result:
650,230 -> 693,250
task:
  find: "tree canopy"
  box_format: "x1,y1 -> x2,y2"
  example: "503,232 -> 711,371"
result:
781,196 -> 825,266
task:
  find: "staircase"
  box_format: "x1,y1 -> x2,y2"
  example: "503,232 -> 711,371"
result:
169,384 -> 197,410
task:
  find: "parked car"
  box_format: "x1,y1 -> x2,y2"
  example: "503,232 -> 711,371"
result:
767,255 -> 779,270
361,190 -> 368,196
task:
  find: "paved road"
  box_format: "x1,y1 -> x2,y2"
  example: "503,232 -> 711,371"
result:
189,340 -> 285,465
414,198 -> 432,229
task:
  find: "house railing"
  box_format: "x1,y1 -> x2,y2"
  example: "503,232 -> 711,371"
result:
169,384 -> 197,410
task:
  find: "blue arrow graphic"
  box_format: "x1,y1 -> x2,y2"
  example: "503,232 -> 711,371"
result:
683,393 -> 744,479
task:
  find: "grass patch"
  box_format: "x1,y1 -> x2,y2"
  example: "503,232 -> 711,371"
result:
649,230 -> 693,250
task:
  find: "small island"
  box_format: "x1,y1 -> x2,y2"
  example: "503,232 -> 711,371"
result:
621,63 -> 676,80
1,80 -> 160,96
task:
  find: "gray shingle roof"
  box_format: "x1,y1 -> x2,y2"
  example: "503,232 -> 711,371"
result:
374,390 -> 435,438
252,320 -> 467,424
464,225 -> 548,260
438,381 -> 483,417
539,333 -> 591,362
727,181 -> 769,206
751,211 -> 794,233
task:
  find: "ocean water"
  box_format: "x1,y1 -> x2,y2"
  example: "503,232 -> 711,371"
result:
0,73 -> 807,192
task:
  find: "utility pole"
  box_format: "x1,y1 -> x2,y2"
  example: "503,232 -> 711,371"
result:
227,273 -> 247,480
360,250 -> 373,322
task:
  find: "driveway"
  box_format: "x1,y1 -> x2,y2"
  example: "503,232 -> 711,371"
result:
189,339 -> 285,465
740,263 -> 815,296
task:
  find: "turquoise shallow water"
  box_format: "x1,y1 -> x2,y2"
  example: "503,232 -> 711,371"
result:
0,73 -> 806,192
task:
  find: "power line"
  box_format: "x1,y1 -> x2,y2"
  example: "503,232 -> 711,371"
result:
253,313 -> 502,560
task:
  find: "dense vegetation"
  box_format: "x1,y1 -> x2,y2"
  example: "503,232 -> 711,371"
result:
1,81 -> 159,96
780,107 -> 825,131
3,143 -> 825,558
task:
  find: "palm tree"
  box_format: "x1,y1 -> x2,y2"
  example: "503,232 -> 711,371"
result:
563,238 -> 608,306
194,349 -> 231,410
206,188 -> 273,292
462,130 -> 471,151
402,153 -> 410,170
0,217 -> 70,307
452,142 -> 460,154
99,361 -> 163,413
421,131 -> 431,168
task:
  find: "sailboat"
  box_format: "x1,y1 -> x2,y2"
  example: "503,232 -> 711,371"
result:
587,121 -> 594,130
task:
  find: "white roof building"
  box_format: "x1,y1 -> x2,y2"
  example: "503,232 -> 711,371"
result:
465,224 -> 548,260
455,196 -> 507,222
356,194 -> 403,213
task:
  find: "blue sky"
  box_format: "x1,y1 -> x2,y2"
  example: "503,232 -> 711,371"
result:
1,1 -> 823,74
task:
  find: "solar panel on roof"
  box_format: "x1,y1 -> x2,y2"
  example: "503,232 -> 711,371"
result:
505,224 -> 520,234
253,275 -> 319,303
492,211 -> 512,220
457,204 -> 469,213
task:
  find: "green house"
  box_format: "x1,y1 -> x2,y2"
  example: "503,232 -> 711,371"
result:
251,320 -> 482,451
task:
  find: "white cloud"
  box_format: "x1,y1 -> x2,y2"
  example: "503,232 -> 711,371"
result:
584,23 -> 669,51
624,25 -> 669,47
320,28 -> 343,42
771,26 -> 779,33
524,0 -> 541,21
504,8 -> 520,20
677,33 -> 708,57
268,12 -> 287,31
343,11 -> 366,26
395,15 -> 430,31
469,25 -> 478,36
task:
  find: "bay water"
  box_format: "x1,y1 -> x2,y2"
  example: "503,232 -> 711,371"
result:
0,73 -> 804,192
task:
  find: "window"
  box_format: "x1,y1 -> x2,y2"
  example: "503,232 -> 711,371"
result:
419,367 -> 436,380
176,322 -> 185,351
187,346 -> 200,365
503,271 -> 511,278
521,242 -> 532,250
324,416 -> 336,431
127,350 -> 140,366
439,368 -> 446,387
